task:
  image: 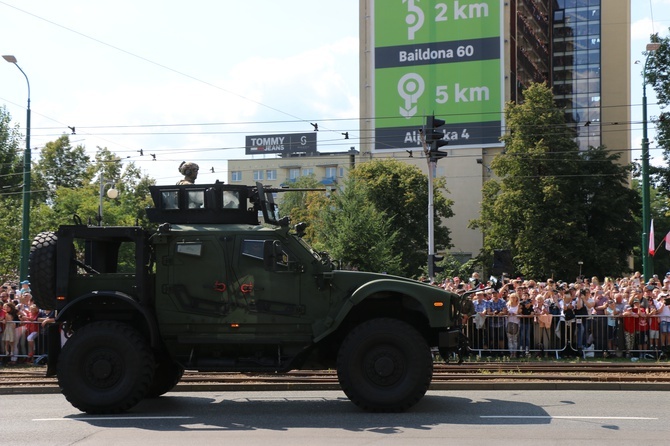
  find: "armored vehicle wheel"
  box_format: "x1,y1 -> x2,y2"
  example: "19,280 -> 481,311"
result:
57,321 -> 155,414
28,231 -> 58,310
146,354 -> 184,398
336,318 -> 433,412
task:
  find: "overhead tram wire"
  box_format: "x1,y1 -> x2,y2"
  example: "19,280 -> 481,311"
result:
0,96 -> 141,157
0,102 -> 360,170
9,118 -> 647,169
3,91 -> 653,157
1,94 -> 363,158
27,101 -> 655,137
34,116 -> 364,131
0,150 -> 640,197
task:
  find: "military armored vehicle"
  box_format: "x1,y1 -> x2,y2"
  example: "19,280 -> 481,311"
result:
29,181 -> 468,414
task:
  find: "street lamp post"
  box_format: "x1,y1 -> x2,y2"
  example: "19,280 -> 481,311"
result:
641,43 -> 660,282
97,173 -> 118,226
3,55 -> 31,282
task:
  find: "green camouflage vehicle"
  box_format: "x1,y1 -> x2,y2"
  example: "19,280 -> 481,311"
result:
29,182 -> 468,414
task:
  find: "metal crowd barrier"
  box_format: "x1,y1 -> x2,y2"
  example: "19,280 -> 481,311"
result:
0,321 -> 50,365
3,317 -> 669,365
464,313 -> 669,360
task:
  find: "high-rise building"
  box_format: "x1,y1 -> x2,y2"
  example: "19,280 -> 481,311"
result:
358,0 -> 631,261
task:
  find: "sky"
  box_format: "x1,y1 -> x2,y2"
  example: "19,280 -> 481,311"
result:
0,0 -> 669,187
0,0 -> 360,185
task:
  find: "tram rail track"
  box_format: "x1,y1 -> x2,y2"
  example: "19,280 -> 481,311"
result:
3,362 -> 670,391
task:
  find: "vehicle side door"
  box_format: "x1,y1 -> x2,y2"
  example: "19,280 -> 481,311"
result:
232,236 -> 312,342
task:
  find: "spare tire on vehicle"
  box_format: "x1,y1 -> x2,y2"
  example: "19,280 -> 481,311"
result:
28,231 -> 58,310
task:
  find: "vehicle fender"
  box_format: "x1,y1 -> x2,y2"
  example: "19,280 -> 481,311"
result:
55,291 -> 161,348
313,278 -> 450,343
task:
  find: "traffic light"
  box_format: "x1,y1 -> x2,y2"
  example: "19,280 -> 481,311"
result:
425,115 -> 448,161
430,254 -> 445,274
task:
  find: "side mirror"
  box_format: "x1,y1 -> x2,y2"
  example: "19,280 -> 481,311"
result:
294,222 -> 307,238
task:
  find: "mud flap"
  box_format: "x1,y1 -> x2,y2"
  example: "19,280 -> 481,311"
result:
45,324 -> 61,377
438,328 -> 468,364
456,331 -> 470,364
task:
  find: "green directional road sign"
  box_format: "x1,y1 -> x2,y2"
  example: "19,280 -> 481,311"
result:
372,0 -> 504,151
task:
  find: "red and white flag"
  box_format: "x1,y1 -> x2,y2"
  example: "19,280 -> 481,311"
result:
665,230 -> 670,252
649,219 -> 655,256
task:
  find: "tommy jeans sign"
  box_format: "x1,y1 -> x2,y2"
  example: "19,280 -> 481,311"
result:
245,133 -> 317,155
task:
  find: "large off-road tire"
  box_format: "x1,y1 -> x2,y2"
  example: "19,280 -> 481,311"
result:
28,231 -> 58,310
57,321 -> 155,414
146,354 -> 184,398
336,318 -> 433,412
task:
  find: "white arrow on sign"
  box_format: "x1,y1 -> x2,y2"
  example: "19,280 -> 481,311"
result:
398,73 -> 425,119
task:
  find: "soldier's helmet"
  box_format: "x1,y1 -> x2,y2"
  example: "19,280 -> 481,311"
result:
178,161 -> 199,177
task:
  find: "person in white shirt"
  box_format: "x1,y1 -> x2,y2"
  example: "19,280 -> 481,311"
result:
506,293 -> 520,357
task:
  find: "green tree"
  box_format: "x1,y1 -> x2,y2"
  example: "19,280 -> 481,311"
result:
643,32 -> 670,276
428,255 -> 480,284
43,147 -> 155,228
114,162 -> 155,227
277,175 -> 330,244
0,117 -> 158,279
471,82 -> 638,279
0,106 -> 22,192
632,179 -> 670,277
576,146 -> 639,278
32,135 -> 90,202
317,176 -> 403,275
0,106 -> 24,281
318,159 -> 453,277
646,33 -> 670,195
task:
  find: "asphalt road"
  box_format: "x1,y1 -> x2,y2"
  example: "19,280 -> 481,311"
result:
1,389 -> 668,445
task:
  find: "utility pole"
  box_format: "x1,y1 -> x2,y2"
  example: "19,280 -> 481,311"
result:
641,42 -> 660,281
3,55 -> 31,281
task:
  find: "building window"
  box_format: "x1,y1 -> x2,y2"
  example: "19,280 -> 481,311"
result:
187,190 -> 205,209
266,169 -> 277,181
289,168 -> 300,181
325,167 -> 337,179
222,191 -> 240,209
161,191 -> 179,210
253,170 -> 264,181
554,10 -> 565,23
302,168 -> 314,176
339,167 -> 344,177
231,171 -> 242,182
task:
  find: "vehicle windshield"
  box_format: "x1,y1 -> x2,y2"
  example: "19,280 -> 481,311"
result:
293,234 -> 323,262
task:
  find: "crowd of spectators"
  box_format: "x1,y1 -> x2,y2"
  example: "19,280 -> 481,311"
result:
434,271 -> 670,359
1,281 -> 54,365
5,271 -> 670,365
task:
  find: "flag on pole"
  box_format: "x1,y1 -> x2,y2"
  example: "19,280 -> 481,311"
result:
649,219 -> 655,257
666,230 -> 670,252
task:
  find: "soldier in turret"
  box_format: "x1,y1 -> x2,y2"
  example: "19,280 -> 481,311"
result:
177,161 -> 199,185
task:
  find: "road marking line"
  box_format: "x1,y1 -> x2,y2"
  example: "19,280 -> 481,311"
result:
34,416 -> 193,421
480,416 -> 657,420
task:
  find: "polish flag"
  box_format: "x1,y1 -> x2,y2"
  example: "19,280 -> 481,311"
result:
665,230 -> 670,252
649,219 -> 655,256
